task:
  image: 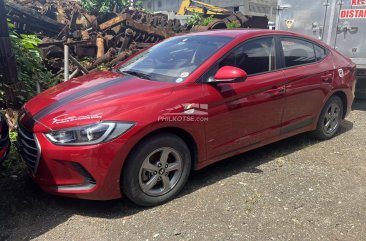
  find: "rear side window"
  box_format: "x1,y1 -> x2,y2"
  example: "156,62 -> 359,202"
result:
314,45 -> 327,61
281,38 -> 316,68
219,37 -> 276,75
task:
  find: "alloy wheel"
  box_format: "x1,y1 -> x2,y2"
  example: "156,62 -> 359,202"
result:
323,103 -> 340,135
139,147 -> 183,197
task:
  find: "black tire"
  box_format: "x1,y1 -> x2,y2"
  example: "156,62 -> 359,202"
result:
121,133 -> 191,206
312,96 -> 343,140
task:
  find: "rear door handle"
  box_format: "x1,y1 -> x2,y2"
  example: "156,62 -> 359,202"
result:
265,86 -> 285,96
321,73 -> 333,82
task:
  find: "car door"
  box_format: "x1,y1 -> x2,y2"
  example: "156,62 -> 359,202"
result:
201,37 -> 287,160
279,37 -> 334,134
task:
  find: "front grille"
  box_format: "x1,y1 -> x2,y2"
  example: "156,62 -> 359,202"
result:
18,125 -> 40,172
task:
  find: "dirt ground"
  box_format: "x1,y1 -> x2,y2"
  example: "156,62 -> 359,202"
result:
0,101 -> 365,241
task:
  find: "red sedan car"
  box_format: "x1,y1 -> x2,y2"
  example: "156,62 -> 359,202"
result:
18,30 -> 356,206
0,113 -> 10,164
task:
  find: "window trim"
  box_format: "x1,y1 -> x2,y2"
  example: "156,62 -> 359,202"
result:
277,36 -> 330,70
198,35 -> 282,83
313,44 -> 328,62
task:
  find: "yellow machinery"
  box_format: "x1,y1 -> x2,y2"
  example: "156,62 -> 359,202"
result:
177,0 -> 269,30
177,0 -> 232,17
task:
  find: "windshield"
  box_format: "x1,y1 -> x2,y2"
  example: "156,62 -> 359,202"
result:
118,35 -> 233,83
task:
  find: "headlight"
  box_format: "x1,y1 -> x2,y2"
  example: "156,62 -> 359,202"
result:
45,122 -> 134,146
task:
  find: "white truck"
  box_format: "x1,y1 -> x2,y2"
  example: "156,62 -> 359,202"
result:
276,0 -> 366,99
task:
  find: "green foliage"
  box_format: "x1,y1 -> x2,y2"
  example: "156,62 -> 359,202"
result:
11,33 -> 58,102
202,15 -> 215,26
0,131 -> 24,175
80,0 -> 144,14
187,12 -> 203,27
7,20 -> 15,29
226,20 -> 241,29
134,0 -> 144,8
187,13 -> 215,27
0,21 -> 60,107
97,63 -> 109,71
80,57 -> 94,67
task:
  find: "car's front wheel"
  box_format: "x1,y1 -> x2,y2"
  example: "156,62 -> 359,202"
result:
121,133 -> 191,206
313,95 -> 343,140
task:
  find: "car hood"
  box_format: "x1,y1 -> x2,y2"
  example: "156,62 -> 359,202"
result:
22,71 -> 176,132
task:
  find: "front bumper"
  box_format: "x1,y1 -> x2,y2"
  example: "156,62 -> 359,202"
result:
22,132 -> 131,200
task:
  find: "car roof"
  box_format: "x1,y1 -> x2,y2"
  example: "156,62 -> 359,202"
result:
186,29 -> 306,38
185,29 -> 271,38
184,29 -> 328,48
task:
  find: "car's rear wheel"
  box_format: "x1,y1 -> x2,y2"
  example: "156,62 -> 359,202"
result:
313,96 -> 343,140
121,134 -> 191,206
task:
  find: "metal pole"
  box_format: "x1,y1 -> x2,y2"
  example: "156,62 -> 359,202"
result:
333,0 -> 344,48
326,0 -> 337,45
64,44 -> 69,81
321,0 -> 330,41
36,81 -> 41,93
275,5 -> 280,30
275,2 -> 291,30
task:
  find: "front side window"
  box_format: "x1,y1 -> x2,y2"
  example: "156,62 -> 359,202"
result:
281,37 -> 316,67
219,37 -> 276,75
118,35 -> 233,83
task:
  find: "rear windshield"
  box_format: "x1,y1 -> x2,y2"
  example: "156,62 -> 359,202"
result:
117,35 -> 234,83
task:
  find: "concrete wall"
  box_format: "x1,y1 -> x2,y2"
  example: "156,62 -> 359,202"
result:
143,0 -> 181,12
204,0 -> 244,9
247,0 -> 277,21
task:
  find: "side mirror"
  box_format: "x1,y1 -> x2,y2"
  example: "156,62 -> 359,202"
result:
211,66 -> 247,83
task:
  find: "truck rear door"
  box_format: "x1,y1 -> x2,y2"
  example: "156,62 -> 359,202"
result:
277,0 -> 332,42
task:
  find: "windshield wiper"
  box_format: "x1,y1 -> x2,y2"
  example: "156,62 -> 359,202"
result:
120,70 -> 152,80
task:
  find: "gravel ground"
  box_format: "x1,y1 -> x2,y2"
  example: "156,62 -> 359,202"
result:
0,101 -> 365,241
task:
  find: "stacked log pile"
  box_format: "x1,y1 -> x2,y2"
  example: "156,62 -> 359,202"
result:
5,0 -> 268,79
5,0 -> 189,77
